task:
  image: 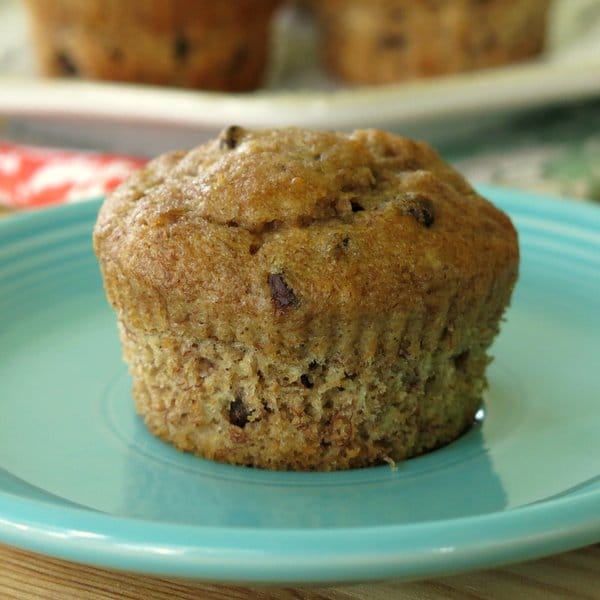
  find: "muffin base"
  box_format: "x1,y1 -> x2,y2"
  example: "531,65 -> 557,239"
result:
119,297 -> 503,471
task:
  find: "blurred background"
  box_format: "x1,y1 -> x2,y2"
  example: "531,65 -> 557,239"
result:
1,0 -> 599,214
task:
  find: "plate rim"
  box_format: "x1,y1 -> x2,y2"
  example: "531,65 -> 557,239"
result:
1,54 -> 600,131
1,186 -> 599,583
0,484 -> 598,583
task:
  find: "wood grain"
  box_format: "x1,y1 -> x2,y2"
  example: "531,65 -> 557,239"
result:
0,544 -> 598,600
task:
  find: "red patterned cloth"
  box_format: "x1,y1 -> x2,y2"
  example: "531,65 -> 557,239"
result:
0,142 -> 145,209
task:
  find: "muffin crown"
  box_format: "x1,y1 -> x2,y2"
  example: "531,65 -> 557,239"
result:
118,126 -> 477,231
94,127 -> 518,337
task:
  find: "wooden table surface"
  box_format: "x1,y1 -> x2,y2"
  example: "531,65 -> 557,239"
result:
1,543 -> 599,599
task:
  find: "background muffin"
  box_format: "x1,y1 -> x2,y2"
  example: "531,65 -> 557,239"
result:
316,0 -> 552,85
22,0 -> 281,91
93,126 -> 519,471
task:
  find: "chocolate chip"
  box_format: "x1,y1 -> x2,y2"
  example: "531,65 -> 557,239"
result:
262,219 -> 281,233
378,33 -> 406,49
333,236 -> 351,257
55,52 -> 78,76
300,374 -> 313,389
268,273 -> 299,311
110,48 -> 123,62
400,194 -> 435,227
227,44 -> 248,75
229,396 -> 250,428
219,125 -> 244,150
453,350 -> 470,370
350,201 -> 364,212
174,34 -> 190,60
389,8 -> 404,19
482,33 -> 497,51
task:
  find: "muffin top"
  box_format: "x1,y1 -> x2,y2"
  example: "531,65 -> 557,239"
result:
93,127 -> 518,339
27,0 -> 281,26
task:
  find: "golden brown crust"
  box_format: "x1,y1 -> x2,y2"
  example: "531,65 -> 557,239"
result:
95,128 -> 516,334
94,127 -> 519,470
22,0 -> 281,91
316,0 -> 552,85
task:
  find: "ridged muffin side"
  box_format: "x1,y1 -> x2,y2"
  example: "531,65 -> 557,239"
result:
93,127 -> 519,470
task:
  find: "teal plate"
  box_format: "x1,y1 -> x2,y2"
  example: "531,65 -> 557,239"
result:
0,186 -> 599,584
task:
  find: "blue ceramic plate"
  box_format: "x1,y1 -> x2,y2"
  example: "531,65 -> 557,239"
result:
0,186 -> 599,584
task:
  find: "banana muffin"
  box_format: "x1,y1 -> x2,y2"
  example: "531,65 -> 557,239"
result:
93,126 -> 519,471
316,0 -> 552,85
22,0 -> 281,91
